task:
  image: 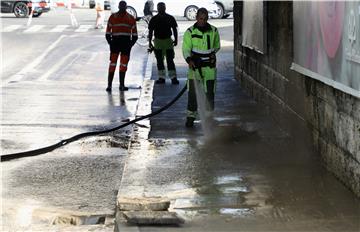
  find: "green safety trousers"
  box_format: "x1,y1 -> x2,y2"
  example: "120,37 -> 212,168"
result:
187,67 -> 216,119
154,38 -> 176,79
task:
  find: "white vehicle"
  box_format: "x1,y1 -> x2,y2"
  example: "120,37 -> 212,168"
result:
214,0 -> 233,19
110,0 -> 219,20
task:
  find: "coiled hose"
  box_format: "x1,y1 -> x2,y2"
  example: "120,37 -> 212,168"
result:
1,84 -> 187,162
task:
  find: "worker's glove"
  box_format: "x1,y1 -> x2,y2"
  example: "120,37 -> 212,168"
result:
148,47 -> 154,53
209,53 -> 216,66
186,57 -> 203,79
186,57 -> 200,70
186,57 -> 195,70
189,56 -> 202,70
148,43 -> 154,53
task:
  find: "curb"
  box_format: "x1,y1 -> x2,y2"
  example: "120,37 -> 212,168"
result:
114,54 -> 154,232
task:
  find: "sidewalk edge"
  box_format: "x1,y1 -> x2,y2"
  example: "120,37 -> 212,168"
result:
114,54 -> 154,232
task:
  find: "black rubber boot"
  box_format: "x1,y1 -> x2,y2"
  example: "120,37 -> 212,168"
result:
155,78 -> 165,84
171,78 -> 179,85
119,71 -> 128,91
106,72 -> 115,92
185,117 -> 195,128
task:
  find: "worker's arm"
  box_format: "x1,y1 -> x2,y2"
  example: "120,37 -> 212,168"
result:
148,18 -> 154,49
148,29 -> 154,48
105,16 -> 112,44
172,26 -> 178,46
182,29 -> 195,69
131,20 -> 138,46
213,27 -> 220,53
171,16 -> 178,46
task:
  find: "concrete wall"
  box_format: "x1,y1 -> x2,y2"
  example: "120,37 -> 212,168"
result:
234,1 -> 360,197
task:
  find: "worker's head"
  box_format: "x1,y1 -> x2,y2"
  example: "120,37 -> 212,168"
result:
157,2 -> 166,14
118,1 -> 127,13
196,8 -> 208,27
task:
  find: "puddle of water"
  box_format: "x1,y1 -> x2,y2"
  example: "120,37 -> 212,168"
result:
174,207 -> 255,220
166,187 -> 198,199
174,208 -> 212,220
219,208 -> 254,217
173,194 -> 245,210
173,198 -> 207,209
215,175 -> 243,185
219,186 -> 249,194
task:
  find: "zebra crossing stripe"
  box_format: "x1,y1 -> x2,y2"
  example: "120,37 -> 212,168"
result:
24,25 -> 45,33
50,25 -> 69,32
2,24 -> 96,33
2,25 -> 22,32
4,35 -> 66,86
75,25 -> 93,33
1,21 -> 234,34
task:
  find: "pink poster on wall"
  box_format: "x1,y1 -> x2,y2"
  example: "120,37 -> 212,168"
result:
292,1 -> 360,98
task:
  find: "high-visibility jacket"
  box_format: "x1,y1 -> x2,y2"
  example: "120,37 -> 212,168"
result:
182,23 -> 220,81
106,12 -> 137,47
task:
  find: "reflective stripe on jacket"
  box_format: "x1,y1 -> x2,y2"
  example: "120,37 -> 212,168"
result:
182,24 -> 220,61
182,23 -> 220,81
106,12 -> 137,38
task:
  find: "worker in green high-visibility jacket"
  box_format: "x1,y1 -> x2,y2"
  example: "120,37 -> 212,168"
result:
182,7 -> 220,128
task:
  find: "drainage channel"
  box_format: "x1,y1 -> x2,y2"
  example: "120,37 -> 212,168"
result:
52,214 -> 109,226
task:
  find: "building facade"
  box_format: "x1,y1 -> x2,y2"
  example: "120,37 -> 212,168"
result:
234,1 -> 360,197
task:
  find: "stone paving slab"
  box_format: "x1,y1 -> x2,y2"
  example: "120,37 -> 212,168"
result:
118,197 -> 170,211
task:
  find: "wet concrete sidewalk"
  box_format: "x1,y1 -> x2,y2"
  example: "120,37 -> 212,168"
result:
115,41 -> 360,231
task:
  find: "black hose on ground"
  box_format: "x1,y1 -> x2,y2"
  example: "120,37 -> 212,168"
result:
1,84 -> 187,162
